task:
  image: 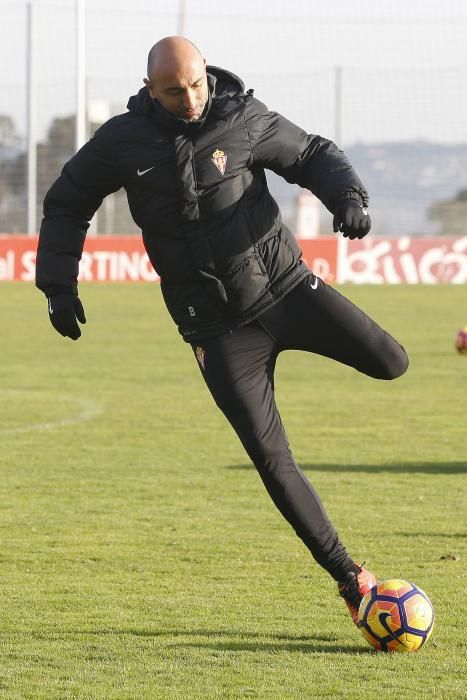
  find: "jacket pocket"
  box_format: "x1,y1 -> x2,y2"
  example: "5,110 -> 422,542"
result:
222,252 -> 271,316
256,227 -> 301,282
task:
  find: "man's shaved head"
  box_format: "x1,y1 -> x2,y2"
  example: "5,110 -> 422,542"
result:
144,37 -> 208,121
147,36 -> 203,79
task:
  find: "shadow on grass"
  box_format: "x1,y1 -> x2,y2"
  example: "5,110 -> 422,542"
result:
167,638 -> 365,654
226,461 -> 467,474
92,628 -> 366,654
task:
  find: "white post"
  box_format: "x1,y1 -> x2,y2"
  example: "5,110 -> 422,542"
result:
76,0 -> 96,231
76,0 -> 86,150
295,190 -> 320,239
26,1 -> 37,235
177,0 -> 186,35
334,65 -> 343,147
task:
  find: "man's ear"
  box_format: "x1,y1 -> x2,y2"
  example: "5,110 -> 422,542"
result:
143,78 -> 154,97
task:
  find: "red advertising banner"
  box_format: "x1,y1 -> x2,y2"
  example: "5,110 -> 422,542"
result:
337,236 -> 467,284
0,235 -> 158,283
299,238 -> 337,283
1,234 -> 466,284
0,236 -> 38,282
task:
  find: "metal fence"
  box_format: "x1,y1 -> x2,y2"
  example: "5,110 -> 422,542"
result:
1,0 -> 467,236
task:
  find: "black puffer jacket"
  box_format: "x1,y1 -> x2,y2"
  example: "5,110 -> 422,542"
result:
36,66 -> 368,342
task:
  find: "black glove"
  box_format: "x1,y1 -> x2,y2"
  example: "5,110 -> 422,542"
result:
333,201 -> 371,239
47,293 -> 86,340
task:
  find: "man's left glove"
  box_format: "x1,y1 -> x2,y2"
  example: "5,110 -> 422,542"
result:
47,292 -> 86,340
333,201 -> 371,239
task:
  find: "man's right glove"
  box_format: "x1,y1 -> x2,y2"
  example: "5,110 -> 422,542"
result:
47,293 -> 86,340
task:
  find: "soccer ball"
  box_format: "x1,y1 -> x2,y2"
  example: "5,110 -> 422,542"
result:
357,579 -> 434,652
455,327 -> 467,354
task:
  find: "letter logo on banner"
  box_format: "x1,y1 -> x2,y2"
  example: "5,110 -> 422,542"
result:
337,236 -> 467,284
21,251 -> 36,281
300,238 -> 338,282
0,251 -> 15,281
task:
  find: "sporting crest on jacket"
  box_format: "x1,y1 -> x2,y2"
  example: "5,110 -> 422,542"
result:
211,148 -> 227,175
195,345 -> 206,370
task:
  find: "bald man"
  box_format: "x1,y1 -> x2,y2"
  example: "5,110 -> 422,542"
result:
143,37 -> 209,121
36,37 -> 408,628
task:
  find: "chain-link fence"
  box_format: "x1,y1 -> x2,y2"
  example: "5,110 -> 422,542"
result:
1,0 -> 467,236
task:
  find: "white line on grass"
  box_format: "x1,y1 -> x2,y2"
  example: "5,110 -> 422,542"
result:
0,396 -> 103,435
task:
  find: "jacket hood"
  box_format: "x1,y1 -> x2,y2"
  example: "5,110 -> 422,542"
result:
206,65 -> 245,97
126,66 -> 246,131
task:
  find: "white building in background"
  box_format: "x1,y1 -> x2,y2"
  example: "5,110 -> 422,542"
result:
295,189 -> 320,238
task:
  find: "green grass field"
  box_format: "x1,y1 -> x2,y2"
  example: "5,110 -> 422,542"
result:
1,282 -> 466,699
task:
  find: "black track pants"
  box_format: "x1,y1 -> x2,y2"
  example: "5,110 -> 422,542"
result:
192,273 -> 409,581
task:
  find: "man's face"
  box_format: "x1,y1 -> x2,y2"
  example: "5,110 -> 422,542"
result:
145,59 -> 208,121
